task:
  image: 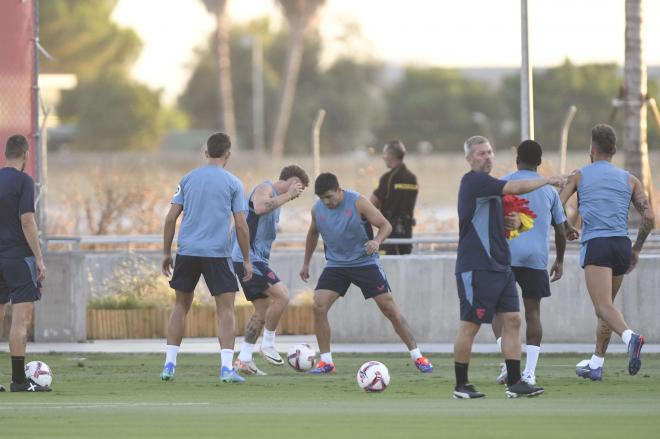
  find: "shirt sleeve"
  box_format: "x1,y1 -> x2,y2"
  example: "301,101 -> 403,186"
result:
171,177 -> 185,205
19,175 -> 35,215
232,179 -> 248,214
471,172 -> 507,198
373,173 -> 388,201
550,190 -> 567,225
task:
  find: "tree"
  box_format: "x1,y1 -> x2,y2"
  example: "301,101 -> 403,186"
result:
58,70 -> 163,151
201,0 -> 237,143
39,0 -> 141,79
270,0 -> 325,157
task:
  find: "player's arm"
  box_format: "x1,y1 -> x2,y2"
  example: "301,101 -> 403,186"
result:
559,170 -> 580,206
356,195 -> 392,255
550,221 -> 567,282
234,211 -> 253,281
369,193 -> 381,209
252,182 -> 303,215
162,203 -> 183,276
20,212 -> 46,282
628,175 -> 655,273
502,176 -> 563,195
300,207 -> 319,282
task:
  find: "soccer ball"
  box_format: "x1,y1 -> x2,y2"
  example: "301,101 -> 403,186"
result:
287,343 -> 316,372
25,361 -> 53,387
356,361 -> 390,392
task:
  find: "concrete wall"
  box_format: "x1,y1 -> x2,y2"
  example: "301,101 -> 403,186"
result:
34,250 -> 660,343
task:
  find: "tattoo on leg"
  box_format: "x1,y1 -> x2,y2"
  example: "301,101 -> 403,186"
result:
244,314 -> 265,344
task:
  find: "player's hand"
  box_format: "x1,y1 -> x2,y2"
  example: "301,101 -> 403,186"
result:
364,240 -> 380,255
162,255 -> 174,276
299,264 -> 310,282
504,213 -> 521,231
550,260 -> 563,282
565,224 -> 580,241
36,258 -> 46,283
627,250 -> 640,274
287,182 -> 304,201
242,261 -> 253,282
547,175 -> 564,188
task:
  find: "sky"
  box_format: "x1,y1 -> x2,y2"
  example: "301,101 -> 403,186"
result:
112,0 -> 660,103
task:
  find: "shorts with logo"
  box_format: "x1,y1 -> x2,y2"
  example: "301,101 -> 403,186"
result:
316,265 -> 390,299
580,236 -> 631,276
456,268 -> 519,324
0,256 -> 42,305
511,266 -> 550,300
169,254 -> 238,295
233,261 -> 281,301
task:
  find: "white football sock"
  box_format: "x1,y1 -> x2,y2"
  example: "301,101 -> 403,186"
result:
409,348 -> 422,360
496,337 -> 502,351
165,345 -> 179,366
622,329 -> 633,346
320,352 -> 333,364
589,355 -> 605,369
220,349 -> 234,370
523,345 -> 540,376
238,342 -> 255,362
262,329 -> 276,348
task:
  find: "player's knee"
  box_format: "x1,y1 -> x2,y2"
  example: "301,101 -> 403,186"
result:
312,300 -> 329,316
502,313 -> 521,330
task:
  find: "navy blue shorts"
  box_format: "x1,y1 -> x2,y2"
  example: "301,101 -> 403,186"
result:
512,266 -> 550,300
0,256 -> 42,305
169,255 -> 238,295
580,237 -> 631,276
316,265 -> 390,299
456,269 -> 519,324
233,261 -> 281,301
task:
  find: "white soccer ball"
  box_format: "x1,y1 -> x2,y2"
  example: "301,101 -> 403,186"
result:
357,361 -> 390,392
287,343 -> 316,372
25,361 -> 53,387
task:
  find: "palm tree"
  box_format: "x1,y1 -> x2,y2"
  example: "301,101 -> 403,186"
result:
270,0 -> 325,158
202,0 -> 237,143
623,0 -> 655,224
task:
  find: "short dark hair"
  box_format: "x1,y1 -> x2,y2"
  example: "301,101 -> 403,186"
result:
5,134 -> 29,159
279,164 -> 310,187
591,124 -> 617,155
516,139 -> 542,166
384,140 -> 406,160
206,132 -> 231,158
314,172 -> 339,195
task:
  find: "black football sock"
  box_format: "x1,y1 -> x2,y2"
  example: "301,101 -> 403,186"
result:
12,356 -> 26,384
455,362 -> 469,387
505,359 -> 521,386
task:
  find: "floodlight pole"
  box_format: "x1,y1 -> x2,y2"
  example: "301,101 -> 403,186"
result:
520,0 -> 535,140
33,0 -> 47,237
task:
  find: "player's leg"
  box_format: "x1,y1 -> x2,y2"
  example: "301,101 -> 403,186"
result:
309,289 -> 340,373
235,298 -> 268,376
259,281 -> 290,365
371,292 -> 433,372
214,291 -> 244,382
0,302 -> 4,392
491,313 -> 507,384
522,297 -> 541,383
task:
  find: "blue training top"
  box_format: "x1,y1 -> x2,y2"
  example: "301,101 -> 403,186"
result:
172,165 -> 247,257
502,170 -> 566,269
231,181 -> 280,266
577,161 -> 631,243
314,189 -> 379,267
0,167 -> 35,258
455,171 -> 509,274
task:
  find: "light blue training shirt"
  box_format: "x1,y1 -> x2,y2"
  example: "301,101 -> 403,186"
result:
501,170 -> 566,270
314,190 -> 379,268
172,165 -> 247,257
231,181 -> 280,268
577,160 -> 632,243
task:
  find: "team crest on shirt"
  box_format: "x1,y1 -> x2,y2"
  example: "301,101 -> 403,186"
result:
319,215 -> 326,222
475,308 -> 486,320
345,209 -> 353,217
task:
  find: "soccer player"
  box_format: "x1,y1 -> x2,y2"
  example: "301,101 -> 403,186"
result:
160,133 -> 253,384
0,134 -> 50,392
232,165 -> 310,376
491,140 -> 571,386
453,135 -> 562,399
299,173 -> 433,374
559,124 -> 654,380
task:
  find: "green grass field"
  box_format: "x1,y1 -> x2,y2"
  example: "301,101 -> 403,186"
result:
1,353 -> 658,438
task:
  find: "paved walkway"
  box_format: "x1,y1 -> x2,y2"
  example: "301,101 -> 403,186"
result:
2,336 -> 658,355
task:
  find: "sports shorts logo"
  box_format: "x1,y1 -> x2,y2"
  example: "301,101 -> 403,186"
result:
475,308 -> 486,320
267,272 -> 277,281
376,284 -> 385,292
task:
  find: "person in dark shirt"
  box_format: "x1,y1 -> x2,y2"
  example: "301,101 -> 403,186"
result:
0,134 -> 49,392
370,140 -> 418,255
452,135 -> 562,400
